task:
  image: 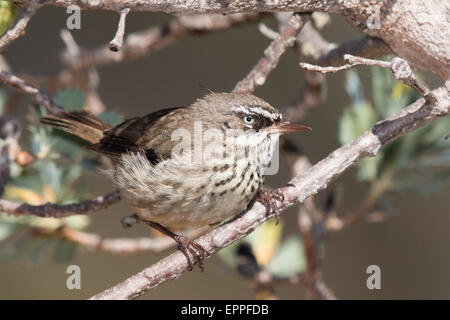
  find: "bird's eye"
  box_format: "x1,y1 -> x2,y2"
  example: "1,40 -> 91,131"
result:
243,115 -> 255,125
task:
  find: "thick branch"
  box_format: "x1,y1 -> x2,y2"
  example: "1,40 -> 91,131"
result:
0,190 -> 120,218
8,0 -> 449,79
11,0 -> 342,14
90,86 -> 449,300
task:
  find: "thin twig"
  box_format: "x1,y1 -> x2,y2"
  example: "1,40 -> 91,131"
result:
60,225 -> 208,254
60,29 -> 80,57
0,190 -> 120,218
233,13 -> 310,94
109,7 -> 131,52
283,139 -> 321,299
283,138 -> 335,299
90,86 -> 449,299
0,3 -> 41,52
258,23 -> 278,40
317,36 -> 391,67
300,55 -> 439,105
0,70 -> 63,114
62,13 -> 263,69
0,118 -> 17,194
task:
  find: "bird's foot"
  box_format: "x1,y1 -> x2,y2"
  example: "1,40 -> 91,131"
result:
174,235 -> 210,272
141,219 -> 209,272
257,189 -> 284,225
121,213 -> 140,228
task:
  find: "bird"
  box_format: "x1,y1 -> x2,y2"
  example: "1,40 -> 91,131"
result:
40,92 -> 311,270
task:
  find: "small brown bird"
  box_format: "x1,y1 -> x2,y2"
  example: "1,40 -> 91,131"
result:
41,92 -> 310,269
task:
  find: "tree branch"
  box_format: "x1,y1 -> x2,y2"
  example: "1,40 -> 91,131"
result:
11,0 -> 342,14
90,86 -> 449,299
109,7 -> 131,52
7,0 -> 448,79
62,13 -> 263,69
0,70 -> 63,114
300,55 -> 438,105
317,36 -> 391,67
59,225 -> 208,254
0,190 -> 120,218
0,2 -> 41,52
233,13 -> 310,94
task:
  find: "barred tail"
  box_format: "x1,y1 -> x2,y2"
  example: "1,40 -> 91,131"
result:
40,110 -> 111,144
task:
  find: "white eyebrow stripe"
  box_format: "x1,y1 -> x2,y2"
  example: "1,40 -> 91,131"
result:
231,105 -> 280,120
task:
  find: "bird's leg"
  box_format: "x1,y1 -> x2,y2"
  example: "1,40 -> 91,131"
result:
142,220 -> 209,272
256,189 -> 285,225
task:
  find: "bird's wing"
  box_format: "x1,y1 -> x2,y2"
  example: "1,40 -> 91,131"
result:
87,107 -> 181,164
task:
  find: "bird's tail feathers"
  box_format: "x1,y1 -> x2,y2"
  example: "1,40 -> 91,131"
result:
40,110 -> 111,144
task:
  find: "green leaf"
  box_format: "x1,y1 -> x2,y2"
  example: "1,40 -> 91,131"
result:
99,110 -> 124,126
218,220 -> 282,268
53,89 -> 85,111
338,102 -> 376,145
345,70 -> 365,106
0,221 -> 17,241
266,236 -> 306,277
38,161 -> 63,194
0,1 -> 17,36
393,169 -> 450,196
217,240 -> 242,268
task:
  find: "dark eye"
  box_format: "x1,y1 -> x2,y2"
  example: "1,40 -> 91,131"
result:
243,115 -> 255,125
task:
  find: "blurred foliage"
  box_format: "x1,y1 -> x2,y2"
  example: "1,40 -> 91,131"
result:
0,1 -> 16,37
339,66 -> 450,197
220,65 -> 449,285
219,220 -> 306,279
0,89 -> 123,262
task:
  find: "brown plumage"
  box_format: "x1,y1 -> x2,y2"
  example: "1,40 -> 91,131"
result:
40,110 -> 110,144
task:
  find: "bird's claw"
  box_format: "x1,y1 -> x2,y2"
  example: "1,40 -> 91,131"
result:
257,190 -> 284,225
174,235 -> 210,272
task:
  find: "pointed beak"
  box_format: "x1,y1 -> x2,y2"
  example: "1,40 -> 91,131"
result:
267,121 -> 312,134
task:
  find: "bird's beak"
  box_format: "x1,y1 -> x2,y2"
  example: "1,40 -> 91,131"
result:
267,121 -> 312,134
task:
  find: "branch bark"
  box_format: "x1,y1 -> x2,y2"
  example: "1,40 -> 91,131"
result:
0,70 -> 63,114
59,225 -> 208,254
109,7 -> 131,52
300,55 -> 438,104
233,13 -> 310,93
0,2 -> 41,52
62,13 -> 263,69
9,0 -> 449,79
0,190 -> 120,218
90,86 -> 449,299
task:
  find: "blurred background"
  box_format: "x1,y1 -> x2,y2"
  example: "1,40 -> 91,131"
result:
0,6 -> 448,299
